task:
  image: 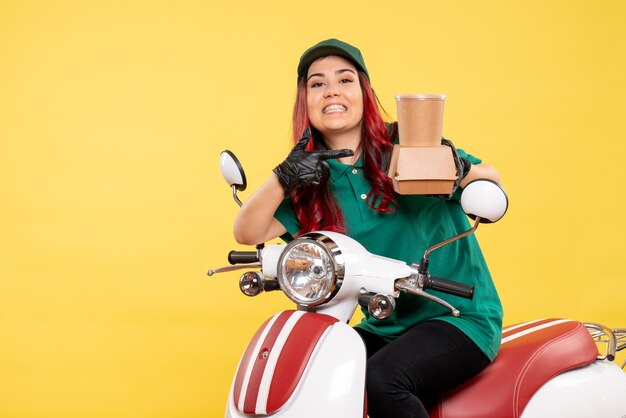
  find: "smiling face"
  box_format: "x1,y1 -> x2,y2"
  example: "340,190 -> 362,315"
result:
305,55 -> 364,143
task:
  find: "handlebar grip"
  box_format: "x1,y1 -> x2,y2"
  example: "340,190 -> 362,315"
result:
423,276 -> 475,300
228,251 -> 259,265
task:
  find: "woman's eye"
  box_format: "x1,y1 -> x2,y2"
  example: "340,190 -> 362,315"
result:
339,78 -> 354,84
310,81 -> 324,88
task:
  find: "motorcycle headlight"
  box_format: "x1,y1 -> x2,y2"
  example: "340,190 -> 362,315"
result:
277,233 -> 345,307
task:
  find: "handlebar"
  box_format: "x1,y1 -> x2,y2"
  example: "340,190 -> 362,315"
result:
423,276 -> 475,300
358,292 -> 376,309
263,280 -> 281,292
228,251 -> 259,264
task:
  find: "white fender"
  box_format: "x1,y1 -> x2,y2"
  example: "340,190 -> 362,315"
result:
522,360 -> 626,417
226,321 -> 366,418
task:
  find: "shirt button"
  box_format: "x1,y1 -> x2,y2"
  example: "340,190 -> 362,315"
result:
360,194 -> 367,200
352,169 -> 358,174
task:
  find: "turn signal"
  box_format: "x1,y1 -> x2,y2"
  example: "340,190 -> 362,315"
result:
368,294 -> 396,319
239,272 -> 263,297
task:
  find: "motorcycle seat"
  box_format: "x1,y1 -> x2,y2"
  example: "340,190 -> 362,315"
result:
428,318 -> 599,418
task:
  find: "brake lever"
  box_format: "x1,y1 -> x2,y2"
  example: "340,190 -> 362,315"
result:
395,277 -> 460,317
207,263 -> 262,276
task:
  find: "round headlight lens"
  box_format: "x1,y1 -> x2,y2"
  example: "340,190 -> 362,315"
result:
278,238 -> 337,306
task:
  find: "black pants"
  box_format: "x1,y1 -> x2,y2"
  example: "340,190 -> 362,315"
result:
355,320 -> 490,418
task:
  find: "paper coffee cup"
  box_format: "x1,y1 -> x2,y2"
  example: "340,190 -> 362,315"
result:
395,94 -> 446,147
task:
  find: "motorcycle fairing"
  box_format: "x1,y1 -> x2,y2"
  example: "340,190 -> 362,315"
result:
232,310 -> 339,415
429,318 -> 599,418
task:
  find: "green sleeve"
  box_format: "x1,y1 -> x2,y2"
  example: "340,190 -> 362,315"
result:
274,198 -> 300,242
457,148 -> 481,165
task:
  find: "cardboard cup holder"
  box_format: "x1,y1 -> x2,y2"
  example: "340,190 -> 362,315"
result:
389,94 -> 456,195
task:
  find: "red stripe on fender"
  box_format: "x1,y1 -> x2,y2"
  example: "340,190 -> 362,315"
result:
243,310 -> 294,414
266,313 -> 339,414
232,315 -> 273,409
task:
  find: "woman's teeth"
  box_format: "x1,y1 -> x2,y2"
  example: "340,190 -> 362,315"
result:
323,104 -> 347,113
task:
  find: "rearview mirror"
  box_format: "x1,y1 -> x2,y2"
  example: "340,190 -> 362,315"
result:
219,150 -> 247,207
220,150 -> 247,191
460,180 -> 508,223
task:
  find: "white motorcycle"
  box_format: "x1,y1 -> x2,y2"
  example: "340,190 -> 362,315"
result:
210,150 -> 626,418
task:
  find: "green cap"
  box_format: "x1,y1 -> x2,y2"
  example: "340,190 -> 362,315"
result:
297,38 -> 369,80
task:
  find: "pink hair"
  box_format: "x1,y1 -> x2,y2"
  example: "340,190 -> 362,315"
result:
289,71 -> 395,234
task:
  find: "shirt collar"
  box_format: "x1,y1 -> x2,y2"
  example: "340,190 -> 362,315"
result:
327,154 -> 364,182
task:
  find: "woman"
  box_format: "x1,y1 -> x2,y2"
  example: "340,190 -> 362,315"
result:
233,38 -> 503,418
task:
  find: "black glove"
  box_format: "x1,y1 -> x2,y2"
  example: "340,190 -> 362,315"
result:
441,138 -> 472,197
273,128 -> 354,194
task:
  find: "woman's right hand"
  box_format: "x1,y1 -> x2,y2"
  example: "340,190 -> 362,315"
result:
273,127 -> 354,193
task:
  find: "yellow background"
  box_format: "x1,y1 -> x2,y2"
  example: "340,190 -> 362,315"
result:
1,1 -> 625,417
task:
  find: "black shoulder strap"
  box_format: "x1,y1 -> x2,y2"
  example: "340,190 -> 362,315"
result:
386,121 -> 399,143
381,122 -> 398,174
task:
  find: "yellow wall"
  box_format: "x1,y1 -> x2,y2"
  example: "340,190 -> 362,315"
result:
1,1 -> 625,417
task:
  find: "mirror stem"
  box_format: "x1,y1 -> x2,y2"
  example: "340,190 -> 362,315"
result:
232,185 -> 243,207
418,217 -> 481,274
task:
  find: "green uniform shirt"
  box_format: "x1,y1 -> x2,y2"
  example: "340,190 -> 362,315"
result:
274,144 -> 503,361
